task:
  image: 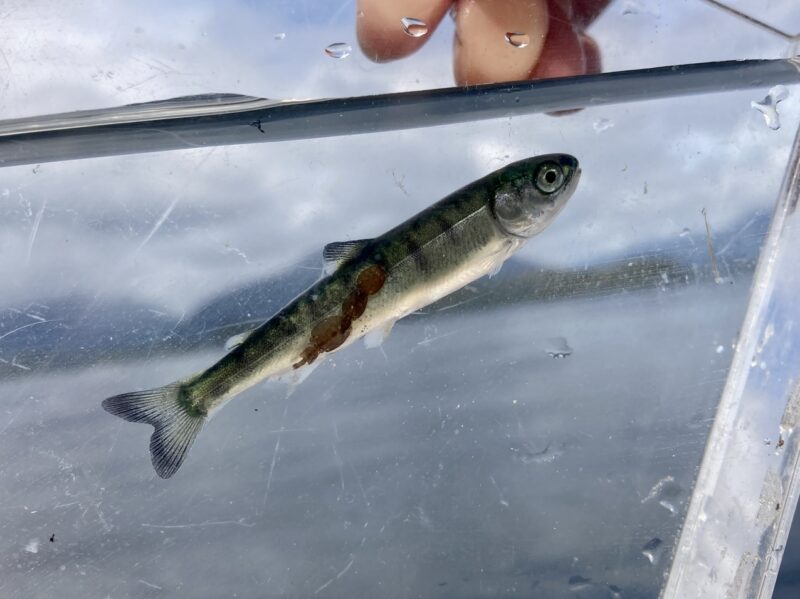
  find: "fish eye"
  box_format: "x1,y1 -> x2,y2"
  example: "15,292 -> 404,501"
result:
535,164 -> 565,194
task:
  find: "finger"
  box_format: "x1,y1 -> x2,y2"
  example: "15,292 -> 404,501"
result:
536,4 -> 602,115
357,0 -> 453,62
540,34 -> 601,116
570,0 -> 613,29
529,0 -> 586,80
581,33 -> 602,75
453,0 -> 549,86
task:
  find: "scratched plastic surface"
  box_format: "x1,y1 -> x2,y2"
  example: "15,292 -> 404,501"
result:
0,2 -> 799,598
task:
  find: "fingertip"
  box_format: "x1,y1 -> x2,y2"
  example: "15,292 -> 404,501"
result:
453,0 -> 549,86
357,0 -> 451,62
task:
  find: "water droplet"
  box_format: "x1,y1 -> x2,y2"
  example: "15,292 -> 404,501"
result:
274,32 -> 286,41
568,575 -> 592,591
505,32 -> 531,49
658,499 -> 677,514
325,43 -> 352,59
751,85 -> 788,130
642,537 -> 664,564
401,17 -> 428,38
716,345 -> 725,354
679,227 -> 691,237
593,118 -> 614,133
545,336 -> 573,359
621,0 -> 642,15
511,441 -> 564,464
642,475 -> 683,514
24,539 -> 39,554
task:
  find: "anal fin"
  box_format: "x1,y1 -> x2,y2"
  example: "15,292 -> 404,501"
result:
276,360 -> 322,397
363,319 -> 396,349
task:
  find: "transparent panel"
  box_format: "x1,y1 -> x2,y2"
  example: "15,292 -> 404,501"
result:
0,1 -> 799,598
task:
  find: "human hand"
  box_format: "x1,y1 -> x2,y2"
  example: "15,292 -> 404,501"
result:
357,0 -> 609,86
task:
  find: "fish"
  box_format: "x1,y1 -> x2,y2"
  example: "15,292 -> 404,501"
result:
102,154 -> 581,478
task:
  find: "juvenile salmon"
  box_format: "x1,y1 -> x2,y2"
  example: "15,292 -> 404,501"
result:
103,154 -> 581,477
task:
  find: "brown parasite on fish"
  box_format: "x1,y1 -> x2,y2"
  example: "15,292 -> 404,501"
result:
102,154 -> 581,478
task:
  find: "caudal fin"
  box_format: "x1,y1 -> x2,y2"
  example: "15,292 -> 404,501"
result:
102,383 -> 204,479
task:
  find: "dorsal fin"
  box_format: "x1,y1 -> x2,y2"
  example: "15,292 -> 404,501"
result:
322,239 -> 370,275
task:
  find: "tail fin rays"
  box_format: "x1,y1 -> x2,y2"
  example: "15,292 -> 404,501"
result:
102,384 -> 204,479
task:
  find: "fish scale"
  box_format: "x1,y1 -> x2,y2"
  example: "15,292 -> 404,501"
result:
102,154 -> 580,478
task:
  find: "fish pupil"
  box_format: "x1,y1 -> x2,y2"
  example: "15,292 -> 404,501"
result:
544,169 -> 557,184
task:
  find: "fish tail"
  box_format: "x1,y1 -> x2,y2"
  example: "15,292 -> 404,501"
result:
102,382 -> 204,479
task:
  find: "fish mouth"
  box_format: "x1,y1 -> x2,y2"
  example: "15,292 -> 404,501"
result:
555,155 -> 580,189
564,166 -> 581,200
559,154 -> 579,170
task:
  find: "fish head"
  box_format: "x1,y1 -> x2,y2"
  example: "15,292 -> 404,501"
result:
491,154 -> 580,238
